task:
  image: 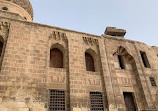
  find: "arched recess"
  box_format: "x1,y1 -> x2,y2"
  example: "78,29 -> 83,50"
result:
50,43 -> 65,68
114,46 -> 148,110
48,32 -> 70,111
115,46 -> 135,69
0,36 -> 4,57
85,49 -> 98,72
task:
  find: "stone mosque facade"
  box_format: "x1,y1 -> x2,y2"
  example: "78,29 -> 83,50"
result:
0,0 -> 157,111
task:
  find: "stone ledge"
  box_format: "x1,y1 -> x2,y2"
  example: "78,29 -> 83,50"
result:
0,10 -> 23,21
0,14 -> 157,48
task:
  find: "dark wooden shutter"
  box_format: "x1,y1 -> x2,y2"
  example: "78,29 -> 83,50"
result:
0,41 -> 3,57
123,92 -> 136,111
50,48 -> 63,68
49,90 -> 65,111
90,92 -> 104,111
85,53 -> 95,72
140,51 -> 151,68
118,55 -> 125,69
150,77 -> 157,87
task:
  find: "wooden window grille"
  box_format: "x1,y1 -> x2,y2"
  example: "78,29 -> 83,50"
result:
50,48 -> 63,68
140,51 -> 151,68
85,53 -> 95,72
118,55 -> 125,69
90,92 -> 104,111
49,90 -> 65,111
150,77 -> 157,87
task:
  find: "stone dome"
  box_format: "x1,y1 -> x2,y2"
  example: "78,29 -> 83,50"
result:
4,0 -> 33,19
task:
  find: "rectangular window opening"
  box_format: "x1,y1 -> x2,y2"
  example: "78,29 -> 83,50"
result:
49,89 -> 65,111
118,55 -> 125,69
90,92 -> 104,111
150,77 -> 157,87
140,51 -> 151,68
123,92 -> 137,111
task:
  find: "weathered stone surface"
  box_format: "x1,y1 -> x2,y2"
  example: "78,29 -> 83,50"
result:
31,108 -> 45,111
0,0 -> 157,111
2,0 -> 33,18
73,108 -> 82,111
19,108 -> 29,111
0,106 -> 7,111
0,0 -> 33,21
105,27 -> 126,37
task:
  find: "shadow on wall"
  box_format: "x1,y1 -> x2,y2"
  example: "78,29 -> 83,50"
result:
156,90 -> 158,109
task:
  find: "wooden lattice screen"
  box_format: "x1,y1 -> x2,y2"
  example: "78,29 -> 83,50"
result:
90,92 -> 104,111
49,90 -> 65,111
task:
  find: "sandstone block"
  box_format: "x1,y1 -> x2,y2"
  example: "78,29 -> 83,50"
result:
73,108 -> 81,111
0,106 -> 7,111
31,108 -> 45,111
19,108 -> 29,111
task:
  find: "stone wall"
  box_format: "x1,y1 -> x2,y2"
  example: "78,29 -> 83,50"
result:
0,16 -> 157,111
0,1 -> 32,21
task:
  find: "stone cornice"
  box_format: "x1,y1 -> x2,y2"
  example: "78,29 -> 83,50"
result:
102,34 -> 148,46
0,16 -> 101,38
0,16 -> 157,48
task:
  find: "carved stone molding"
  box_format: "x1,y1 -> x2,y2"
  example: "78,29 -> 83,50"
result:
83,36 -> 98,45
0,21 -> 10,30
49,31 -> 67,42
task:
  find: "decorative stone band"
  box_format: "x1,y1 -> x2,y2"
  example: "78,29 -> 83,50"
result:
83,36 -> 98,45
49,31 -> 67,41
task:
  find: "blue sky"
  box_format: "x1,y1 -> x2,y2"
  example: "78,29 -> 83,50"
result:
30,0 -> 158,46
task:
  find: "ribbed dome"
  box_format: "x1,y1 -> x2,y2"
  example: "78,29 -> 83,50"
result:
4,0 -> 33,19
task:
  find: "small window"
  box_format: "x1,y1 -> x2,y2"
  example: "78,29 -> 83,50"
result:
112,34 -> 117,36
90,92 -> 104,111
150,77 -> 157,87
85,53 -> 95,72
2,7 -> 8,11
118,55 -> 125,69
49,90 -> 65,111
140,51 -> 151,68
50,48 -> 63,68
24,17 -> 27,20
0,41 -> 4,57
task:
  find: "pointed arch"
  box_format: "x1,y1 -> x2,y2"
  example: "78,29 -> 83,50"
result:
50,43 -> 65,68
114,46 -> 136,69
115,46 -> 135,63
116,46 -> 128,55
85,53 -> 95,71
85,49 -> 97,72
